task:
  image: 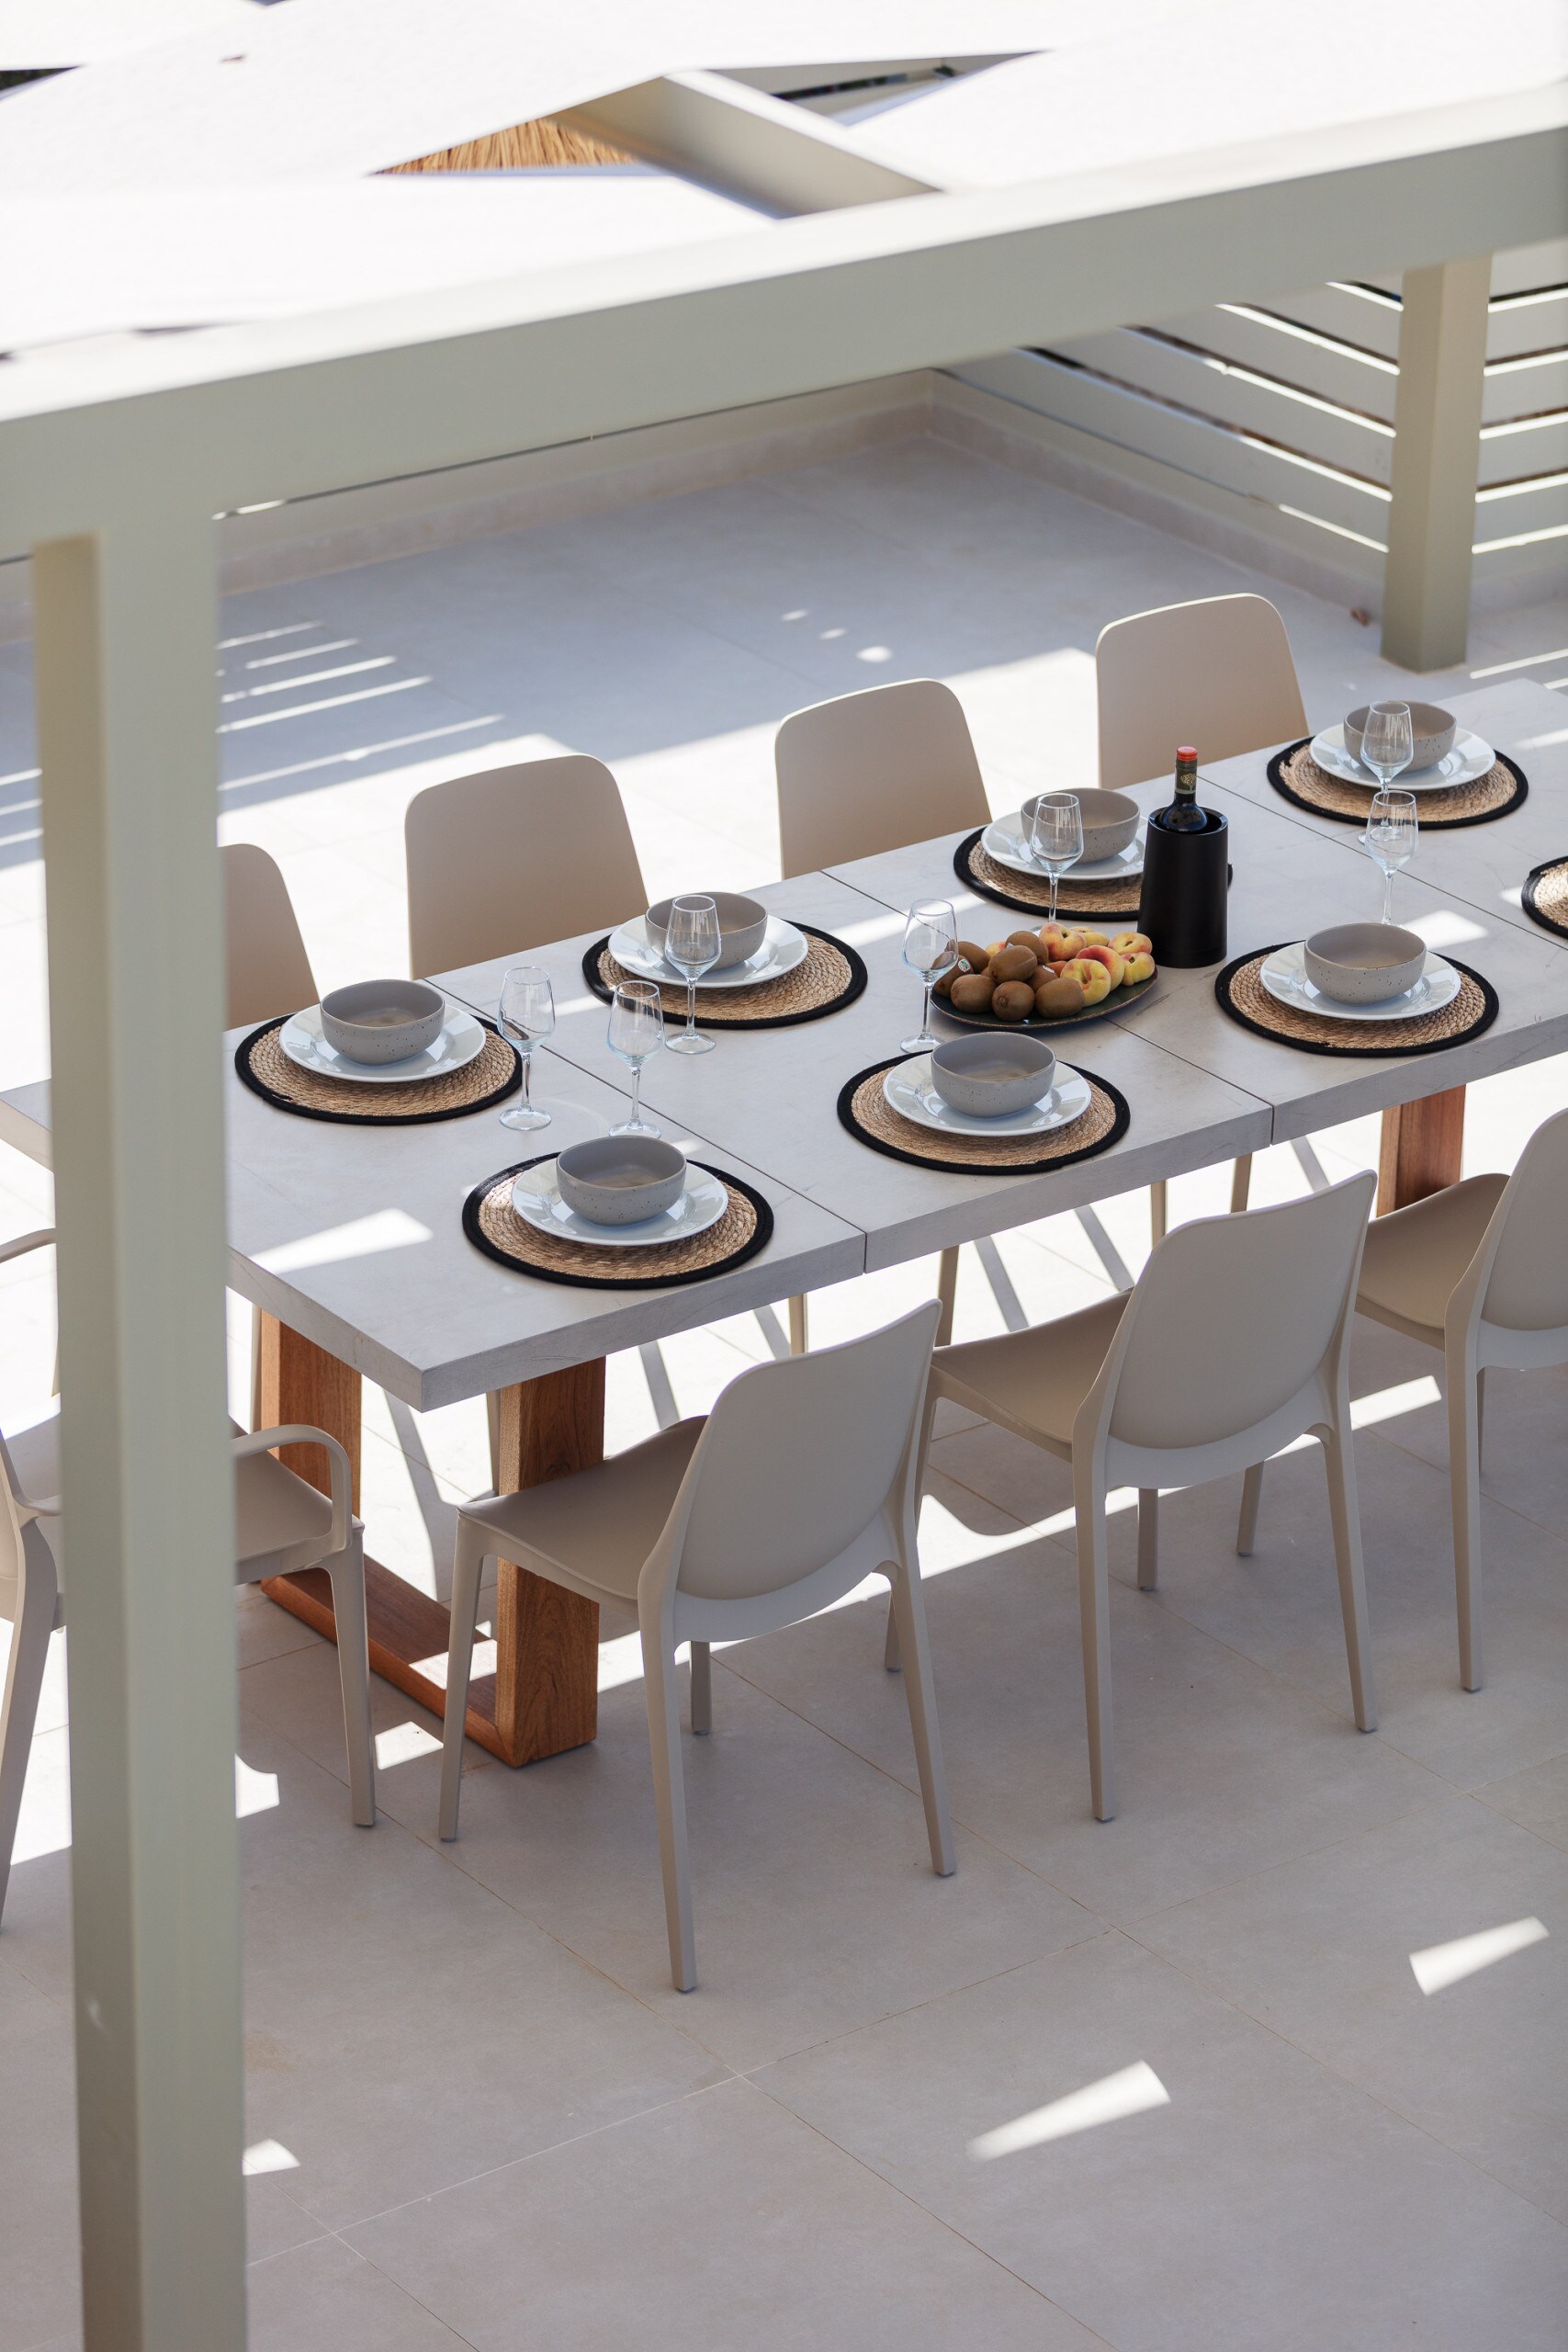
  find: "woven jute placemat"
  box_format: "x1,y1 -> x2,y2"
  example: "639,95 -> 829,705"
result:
462,1157 -> 773,1289
1522,856 -> 1568,942
836,1056 -> 1128,1176
954,831 -> 1143,920
1267,741 -> 1527,830
1214,946 -> 1498,1058
237,1018 -> 519,1125
582,923 -> 866,1029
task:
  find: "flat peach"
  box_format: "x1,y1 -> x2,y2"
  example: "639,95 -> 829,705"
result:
1111,931 -> 1153,956
1122,951 -> 1156,985
1077,944 -> 1126,988
1061,956 -> 1112,1006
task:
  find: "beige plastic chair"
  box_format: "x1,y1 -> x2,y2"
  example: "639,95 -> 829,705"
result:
1340,1107 -> 1568,1691
0,1233 -> 376,1927
775,678 -> 989,881
221,842 -> 318,1028
1096,594 -> 1308,1242
775,680 -> 989,1351
439,1304 -> 953,1992
909,1177 -> 1377,1822
405,752 -> 647,977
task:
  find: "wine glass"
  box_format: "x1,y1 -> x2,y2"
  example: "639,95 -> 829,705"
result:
1025,792 -> 1084,923
1358,701 -> 1414,789
606,981 -> 663,1136
663,895 -> 720,1057
901,899 -> 958,1055
1365,789 -> 1417,924
497,965 -> 554,1133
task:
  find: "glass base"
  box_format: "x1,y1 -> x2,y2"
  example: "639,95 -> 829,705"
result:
500,1102 -> 551,1132
667,1030 -> 716,1056
610,1114 -> 661,1137
900,1029 -> 940,1056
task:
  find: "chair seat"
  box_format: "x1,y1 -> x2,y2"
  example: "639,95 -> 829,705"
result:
1357,1173 -> 1507,1339
931,1294 -> 1128,1453
461,1419 -> 705,1606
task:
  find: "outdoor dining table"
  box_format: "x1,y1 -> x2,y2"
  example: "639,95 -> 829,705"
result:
1,684 -> 1562,1772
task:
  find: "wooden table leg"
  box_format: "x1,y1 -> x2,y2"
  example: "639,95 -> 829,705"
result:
256,1312 -> 604,1767
1378,1086 -> 1466,1214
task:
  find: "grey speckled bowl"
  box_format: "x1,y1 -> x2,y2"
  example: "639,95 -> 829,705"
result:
554,1136 -> 687,1225
1345,701 -> 1456,773
930,1031 -> 1056,1117
1023,788 -> 1139,862
319,978 -> 446,1063
1304,922 -> 1427,1005
646,893 -> 768,971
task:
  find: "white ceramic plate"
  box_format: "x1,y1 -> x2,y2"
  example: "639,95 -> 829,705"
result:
884,1055 -> 1092,1137
1258,940 -> 1461,1023
608,914 -> 809,992
982,818 -> 1144,883
510,1159 -> 729,1250
279,1001 -> 487,1085
1308,724 -> 1495,795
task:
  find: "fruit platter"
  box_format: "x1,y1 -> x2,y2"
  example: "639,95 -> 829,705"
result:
934,923 -> 1158,1031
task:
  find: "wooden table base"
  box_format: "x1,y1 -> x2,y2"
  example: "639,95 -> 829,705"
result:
257,1315 -> 604,1768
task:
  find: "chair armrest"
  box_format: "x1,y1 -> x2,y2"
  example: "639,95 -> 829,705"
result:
235,1423 -> 352,1554
0,1227 -> 55,1265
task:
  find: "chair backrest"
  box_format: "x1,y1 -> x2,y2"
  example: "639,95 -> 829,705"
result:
221,843 -> 317,1027
404,753 -> 647,977
774,679 -> 990,877
1481,1107 -> 1568,1332
1095,594 -> 1308,790
671,1303 -> 941,1601
1106,1175 -> 1374,1453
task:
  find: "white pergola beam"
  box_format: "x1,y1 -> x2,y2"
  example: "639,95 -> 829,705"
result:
1382,254 -> 1494,670
32,504 -> 243,2352
561,68 -> 935,212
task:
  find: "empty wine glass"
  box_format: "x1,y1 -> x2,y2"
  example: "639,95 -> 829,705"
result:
1365,788 -> 1417,923
497,965 -> 554,1133
1025,792 -> 1084,923
1359,701 -> 1414,789
664,895 -> 720,1057
606,981 -> 663,1136
902,899 -> 958,1055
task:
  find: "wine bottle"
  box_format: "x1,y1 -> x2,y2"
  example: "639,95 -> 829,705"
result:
1156,746 -> 1205,832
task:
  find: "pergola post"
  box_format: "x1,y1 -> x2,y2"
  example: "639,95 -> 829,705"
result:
1380,254 -> 1492,672
31,508 -> 245,2350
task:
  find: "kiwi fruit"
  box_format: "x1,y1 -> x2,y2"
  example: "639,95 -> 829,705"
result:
949,971 -> 997,1013
1035,974 -> 1086,1018
1006,928 -> 1043,950
991,979 -> 1036,1023
990,944 -> 1039,985
952,939 -> 989,975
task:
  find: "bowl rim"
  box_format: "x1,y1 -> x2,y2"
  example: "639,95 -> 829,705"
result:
1303,921 -> 1427,972
555,1135 -> 687,1181
931,1030 -> 1055,1073
320,976 -> 445,1026
645,890 -> 768,935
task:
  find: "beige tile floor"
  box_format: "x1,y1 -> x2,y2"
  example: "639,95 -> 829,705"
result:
1,438 -> 1566,2347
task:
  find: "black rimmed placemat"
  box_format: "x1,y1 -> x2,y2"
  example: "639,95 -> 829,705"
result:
1214,946 -> 1498,1058
953,830 -> 1144,921
1268,741 -> 1527,829
1522,857 -> 1568,942
237,1016 -> 519,1125
836,1054 -> 1129,1177
463,1157 -> 773,1290
582,923 -> 866,1029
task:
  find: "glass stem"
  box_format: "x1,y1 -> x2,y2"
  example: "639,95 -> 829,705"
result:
629,1062 -> 643,1126
685,978 -> 696,1037
1382,871 -> 1393,924
520,1049 -> 533,1111
1047,870 -> 1059,923
922,979 -> 933,1037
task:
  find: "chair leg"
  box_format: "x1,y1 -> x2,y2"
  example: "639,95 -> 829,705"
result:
323,1532 -> 376,1827
1474,1367 -> 1485,1473
1320,1423 -> 1377,1731
787,1295 -> 809,1356
641,1618 -> 696,1992
1229,1155 -> 1253,1214
1149,1180 -> 1168,1245
935,1246 -> 960,1346
1236,1462 -> 1264,1556
1071,1463 -> 1116,1821
1136,1489 -> 1158,1590
0,1549 -> 55,1931
883,1588 -> 902,1673
689,1641 -> 712,1736
438,1520 -> 487,1840
888,1562 -> 955,1877
1448,1352 -> 1483,1691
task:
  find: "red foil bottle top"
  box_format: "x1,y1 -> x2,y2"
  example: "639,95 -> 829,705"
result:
1178,747 -> 1197,761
